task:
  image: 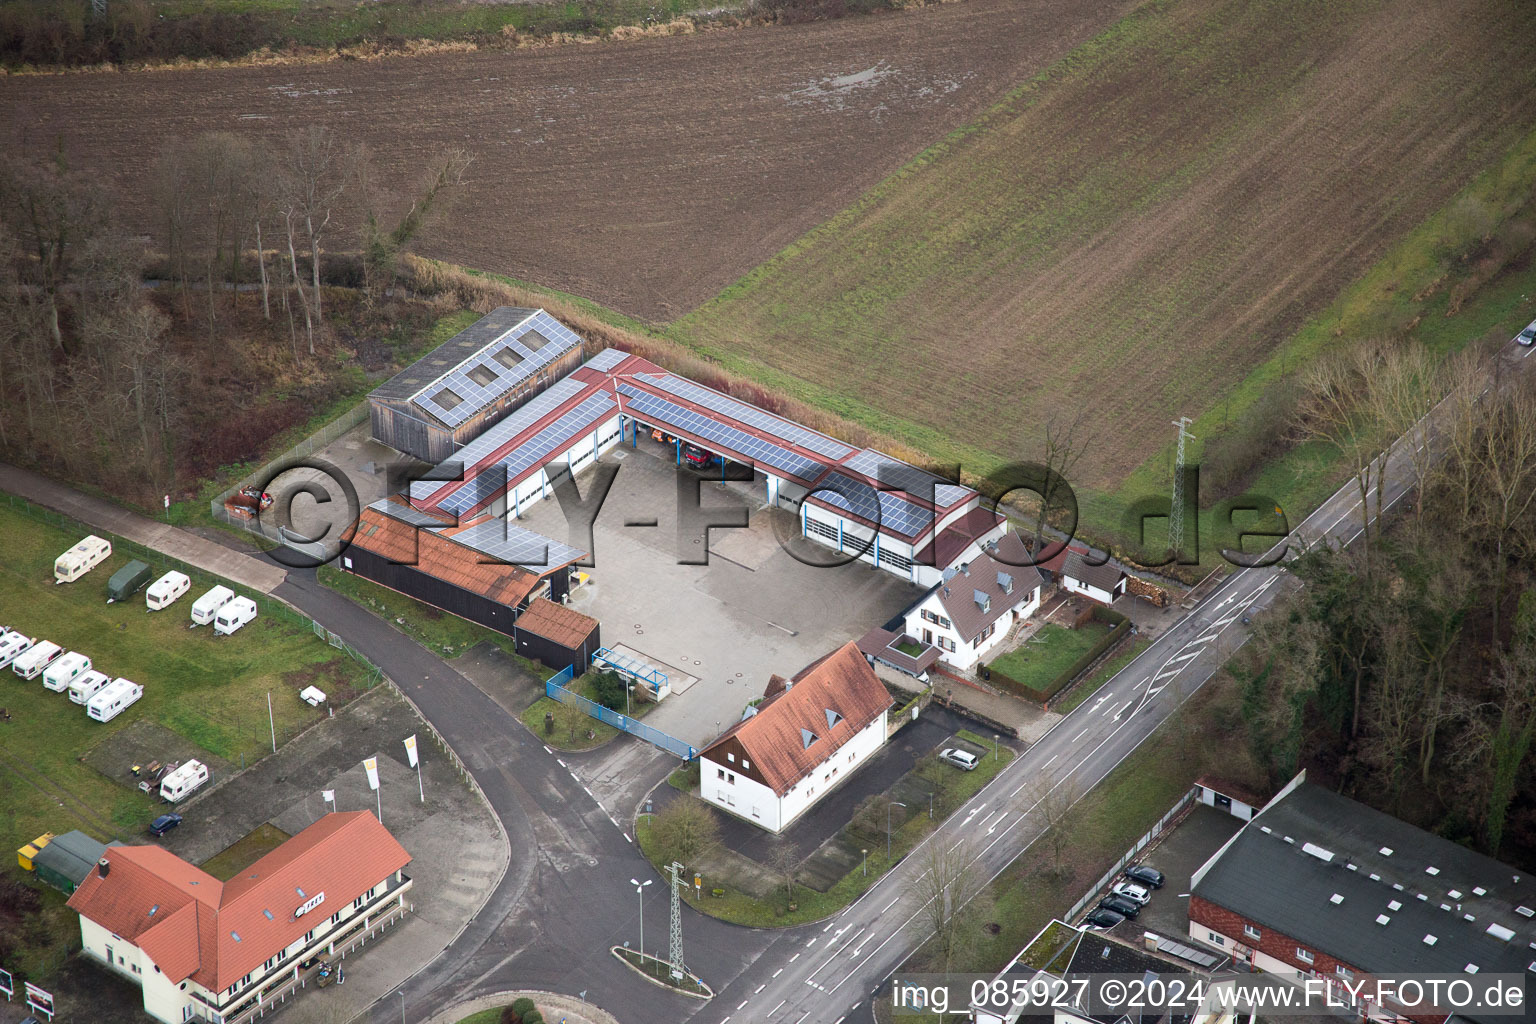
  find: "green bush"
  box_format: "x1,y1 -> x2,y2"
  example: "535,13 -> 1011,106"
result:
500,1007 -> 521,1024
521,1010 -> 544,1024
510,997 -> 536,1018
588,670 -> 627,711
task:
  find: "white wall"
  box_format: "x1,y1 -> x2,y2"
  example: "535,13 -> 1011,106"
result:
508,413 -> 624,519
1063,576 -> 1116,604
779,712 -> 888,829
702,756 -> 783,831
906,587 -> 1042,672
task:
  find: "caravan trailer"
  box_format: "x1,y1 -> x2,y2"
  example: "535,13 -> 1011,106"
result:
0,631 -> 33,669
190,585 -> 235,627
213,597 -> 258,636
42,651 -> 91,692
107,560 -> 153,604
146,571 -> 191,612
87,678 -> 142,722
159,760 -> 210,802
13,641 -> 62,680
55,536 -> 111,584
68,669 -> 111,705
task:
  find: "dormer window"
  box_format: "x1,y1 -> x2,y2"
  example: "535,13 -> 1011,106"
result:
997,571 -> 1013,595
801,728 -> 817,749
974,589 -> 990,613
825,709 -> 843,729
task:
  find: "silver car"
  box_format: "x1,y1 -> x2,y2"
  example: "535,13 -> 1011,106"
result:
938,747 -> 979,771
1111,880 -> 1152,905
1516,319 -> 1536,347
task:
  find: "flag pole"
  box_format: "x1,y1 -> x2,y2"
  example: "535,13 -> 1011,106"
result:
416,762 -> 424,804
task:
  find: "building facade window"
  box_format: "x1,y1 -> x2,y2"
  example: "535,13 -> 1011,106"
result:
1207,932 -> 1225,946
1335,967 -> 1353,980
1243,924 -> 1261,941
1296,948 -> 1314,964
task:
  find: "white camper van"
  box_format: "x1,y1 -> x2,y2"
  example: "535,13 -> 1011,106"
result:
0,631 -> 34,670
159,759 -> 210,802
213,596 -> 258,636
54,535 -> 111,584
68,669 -> 111,705
13,640 -> 62,680
42,651 -> 91,692
190,585 -> 235,627
87,677 -> 143,722
146,571 -> 191,612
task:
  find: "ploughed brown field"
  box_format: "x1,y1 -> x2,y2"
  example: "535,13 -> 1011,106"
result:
1,0 -> 1134,322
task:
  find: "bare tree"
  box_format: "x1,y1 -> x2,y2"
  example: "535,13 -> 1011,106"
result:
284,126 -> 351,328
1367,341 -> 1442,537
0,153 -> 109,350
1027,771 -> 1083,873
359,146 -> 472,303
1028,407 -> 1089,560
910,837 -> 987,973
1470,379 -> 1536,639
650,797 -> 720,867
766,837 -> 800,911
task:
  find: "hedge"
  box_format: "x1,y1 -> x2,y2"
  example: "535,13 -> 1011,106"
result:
984,607 -> 1131,704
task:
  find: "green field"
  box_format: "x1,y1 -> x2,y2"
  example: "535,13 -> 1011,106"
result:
670,0 -> 1536,553
0,504 -> 372,856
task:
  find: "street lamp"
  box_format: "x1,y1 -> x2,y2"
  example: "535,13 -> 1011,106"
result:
887,801 -> 907,859
928,791 -> 934,819
862,848 -> 868,876
399,990 -> 405,1024
993,734 -> 999,761
626,681 -> 633,717
631,878 -> 652,956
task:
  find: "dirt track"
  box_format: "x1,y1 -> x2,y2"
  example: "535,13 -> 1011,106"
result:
2,0 -> 1134,322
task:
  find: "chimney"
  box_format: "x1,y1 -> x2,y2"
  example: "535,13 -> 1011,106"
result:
960,563 -> 970,576
98,858 -> 110,878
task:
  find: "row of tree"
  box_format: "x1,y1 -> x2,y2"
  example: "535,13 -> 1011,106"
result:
1243,338 -> 1536,860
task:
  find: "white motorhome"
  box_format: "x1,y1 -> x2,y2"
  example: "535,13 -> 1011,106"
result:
13,640 -> 62,680
87,677 -> 143,722
159,759 -> 210,802
68,669 -> 111,705
213,596 -> 258,636
145,571 -> 191,611
190,585 -> 235,627
0,631 -> 34,669
43,651 -> 92,692
54,535 -> 111,584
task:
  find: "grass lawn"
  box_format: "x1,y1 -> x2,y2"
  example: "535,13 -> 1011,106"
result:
519,672 -> 657,752
894,640 -> 924,657
0,503 -> 372,981
987,622 -> 1110,694
453,1011 -> 502,1024
200,823 -> 292,881
641,729 -> 1017,928
1052,636 -> 1152,714
613,947 -> 711,996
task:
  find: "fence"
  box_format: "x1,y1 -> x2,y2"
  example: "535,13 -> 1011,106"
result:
545,671 -> 698,761
209,400 -> 371,530
985,606 -> 1132,705
1065,785 -> 1198,922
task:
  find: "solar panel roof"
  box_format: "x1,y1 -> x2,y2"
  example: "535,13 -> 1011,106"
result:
367,498 -> 450,529
585,347 -> 628,372
436,391 -> 617,517
616,384 -> 827,481
411,377 -> 591,502
811,472 -> 936,539
843,449 -> 971,506
409,310 -> 583,430
450,518 -> 585,571
634,373 -> 854,460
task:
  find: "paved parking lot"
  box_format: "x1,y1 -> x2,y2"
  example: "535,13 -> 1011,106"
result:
519,442 -> 922,747
1109,803 -> 1246,939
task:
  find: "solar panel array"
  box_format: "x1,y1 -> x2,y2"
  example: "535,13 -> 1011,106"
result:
412,310 -> 582,429
843,449 -> 971,506
411,377 -> 590,502
368,498 -> 450,530
812,472 -> 936,539
616,384 -> 827,481
635,373 -> 854,460
436,391 -> 617,517
451,518 -> 585,571
585,348 -> 628,372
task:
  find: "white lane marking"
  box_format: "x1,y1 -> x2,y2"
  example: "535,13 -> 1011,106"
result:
737,1000 -> 749,1011
769,1000 -> 785,1015
789,953 -> 800,963
556,759 -> 566,768
1042,753 -> 1059,768
624,833 -> 632,844
883,896 -> 901,912
755,983 -> 765,994
773,968 -> 783,978
1171,651 -> 1199,663
1073,728 -> 1089,742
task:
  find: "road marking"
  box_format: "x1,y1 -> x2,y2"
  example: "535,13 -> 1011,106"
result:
1171,651 -> 1199,663
737,1001 -> 749,1011
883,896 -> 900,912
823,922 -> 835,932
769,1000 -> 785,1015
1112,699 -> 1133,721
789,953 -> 800,963
805,938 -> 817,948
755,984 -> 766,994
556,759 -> 566,768
624,833 -> 632,844
773,968 -> 783,978
1042,754 -> 1058,768
1073,728 -> 1089,742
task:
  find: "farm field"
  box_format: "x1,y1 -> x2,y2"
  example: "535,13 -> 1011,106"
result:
671,0 -> 1536,493
0,503 -> 373,859
0,0 -> 1134,322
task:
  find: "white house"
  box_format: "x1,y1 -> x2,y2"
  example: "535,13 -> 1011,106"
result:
1057,548 -> 1126,604
68,811 -> 411,1024
699,642 -> 893,833
904,532 -> 1045,672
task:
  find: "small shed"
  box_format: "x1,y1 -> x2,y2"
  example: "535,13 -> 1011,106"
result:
368,307 -> 586,462
33,830 -> 118,895
513,598 -> 601,675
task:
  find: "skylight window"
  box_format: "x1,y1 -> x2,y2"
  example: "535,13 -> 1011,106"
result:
1376,915 -> 1391,926
467,364 -> 499,388
493,347 -> 524,370
296,887 -> 306,898
1380,847 -> 1394,856
1449,889 -> 1463,899
1488,923 -> 1515,942
148,904 -> 159,917
1473,887 -> 1487,896
1517,906 -> 1535,918
1423,935 -> 1438,946
263,909 -> 275,921
433,388 -> 463,411
1389,901 -> 1403,911
1330,894 -> 1345,905
1465,964 -> 1479,974
1426,866 -> 1441,876
1304,843 -> 1335,863
231,932 -> 243,942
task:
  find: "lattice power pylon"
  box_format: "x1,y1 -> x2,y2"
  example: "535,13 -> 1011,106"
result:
668,861 -> 687,980
1170,417 -> 1195,557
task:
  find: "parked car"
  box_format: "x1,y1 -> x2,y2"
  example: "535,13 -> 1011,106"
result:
1125,864 -> 1166,889
1084,907 -> 1125,929
938,747 -> 979,771
148,813 -> 182,837
1111,880 -> 1152,905
1099,895 -> 1142,919
1515,319 -> 1536,347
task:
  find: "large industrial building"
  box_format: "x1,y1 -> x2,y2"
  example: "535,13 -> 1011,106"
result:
368,307 -> 586,463
404,347 -> 1012,587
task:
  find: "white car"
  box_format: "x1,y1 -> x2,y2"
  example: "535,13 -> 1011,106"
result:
938,748 -> 979,771
1111,880 -> 1152,905
1516,319 -> 1536,347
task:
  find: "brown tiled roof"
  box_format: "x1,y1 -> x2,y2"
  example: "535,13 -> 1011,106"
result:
1037,541 -> 1088,575
350,506 -> 541,608
69,812 -> 410,992
701,642 -> 892,796
933,532 -> 1044,642
913,505 -> 1006,569
1063,550 -> 1125,593
516,597 -> 597,649
855,626 -> 940,674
